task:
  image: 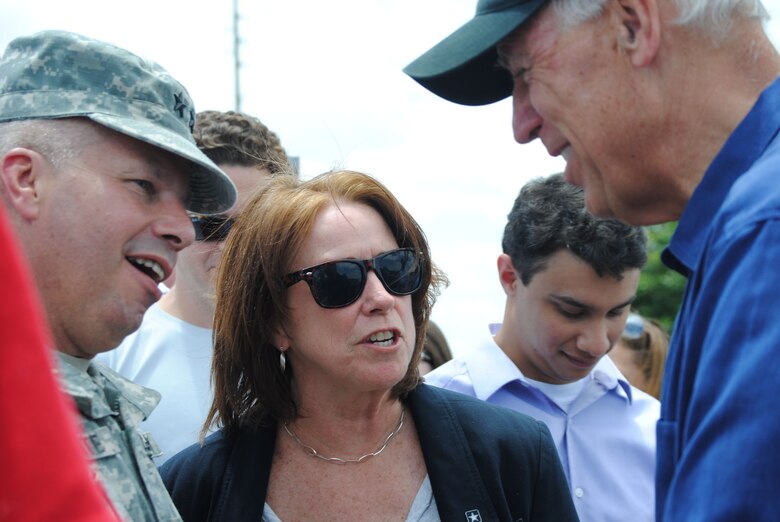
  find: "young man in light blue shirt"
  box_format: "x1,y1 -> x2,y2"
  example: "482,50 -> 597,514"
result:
426,174 -> 659,522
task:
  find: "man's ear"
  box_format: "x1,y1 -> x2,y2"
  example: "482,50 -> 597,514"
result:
497,254 -> 520,296
0,149 -> 48,221
613,0 -> 661,67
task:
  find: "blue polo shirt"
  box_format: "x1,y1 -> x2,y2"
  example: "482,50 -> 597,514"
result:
658,77 -> 780,520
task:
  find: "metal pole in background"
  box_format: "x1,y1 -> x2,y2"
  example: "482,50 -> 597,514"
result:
233,0 -> 241,111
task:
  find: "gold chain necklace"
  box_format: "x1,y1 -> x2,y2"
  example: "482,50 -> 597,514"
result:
283,407 -> 406,465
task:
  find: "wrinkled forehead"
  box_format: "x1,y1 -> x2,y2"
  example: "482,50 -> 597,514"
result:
496,2 -> 557,66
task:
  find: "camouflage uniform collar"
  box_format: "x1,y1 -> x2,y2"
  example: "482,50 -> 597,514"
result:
56,352 -> 160,423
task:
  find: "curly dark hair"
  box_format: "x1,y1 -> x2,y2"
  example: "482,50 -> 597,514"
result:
193,110 -> 292,175
503,174 -> 647,284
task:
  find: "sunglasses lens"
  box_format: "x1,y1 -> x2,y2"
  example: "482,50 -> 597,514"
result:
288,249 -> 424,309
310,261 -> 365,308
192,216 -> 233,242
376,249 -> 422,295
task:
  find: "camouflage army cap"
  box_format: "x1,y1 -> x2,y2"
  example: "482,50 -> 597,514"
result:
0,30 -> 236,215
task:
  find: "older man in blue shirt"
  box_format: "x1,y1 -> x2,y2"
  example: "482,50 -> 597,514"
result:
656,79 -> 780,516
405,0 -> 780,519
426,175 -> 658,522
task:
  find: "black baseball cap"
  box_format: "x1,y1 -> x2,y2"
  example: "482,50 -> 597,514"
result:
404,0 -> 547,106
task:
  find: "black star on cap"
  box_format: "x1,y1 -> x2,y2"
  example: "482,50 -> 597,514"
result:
173,92 -> 196,132
173,92 -> 188,117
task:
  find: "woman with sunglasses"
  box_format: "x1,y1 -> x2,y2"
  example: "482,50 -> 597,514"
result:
160,170 -> 577,522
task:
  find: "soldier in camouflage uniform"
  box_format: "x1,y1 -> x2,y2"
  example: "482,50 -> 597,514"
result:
0,31 -> 237,521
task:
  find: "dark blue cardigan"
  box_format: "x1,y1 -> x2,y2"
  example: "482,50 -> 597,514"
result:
161,384 -> 578,521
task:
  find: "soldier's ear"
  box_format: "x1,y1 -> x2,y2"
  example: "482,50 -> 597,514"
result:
0,148 -> 50,221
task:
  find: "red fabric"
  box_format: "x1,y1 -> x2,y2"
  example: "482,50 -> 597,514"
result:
0,206 -> 119,521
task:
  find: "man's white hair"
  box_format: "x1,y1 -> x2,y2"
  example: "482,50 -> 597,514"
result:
552,0 -> 769,41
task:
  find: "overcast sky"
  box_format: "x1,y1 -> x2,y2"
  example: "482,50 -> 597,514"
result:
2,1 -> 779,356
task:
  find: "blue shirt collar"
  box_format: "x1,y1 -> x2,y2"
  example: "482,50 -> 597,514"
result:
665,77 -> 780,274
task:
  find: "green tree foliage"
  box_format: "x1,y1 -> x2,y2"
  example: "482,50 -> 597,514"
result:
633,222 -> 687,333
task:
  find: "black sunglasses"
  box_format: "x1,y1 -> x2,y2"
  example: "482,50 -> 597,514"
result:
191,215 -> 234,242
284,248 -> 424,308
